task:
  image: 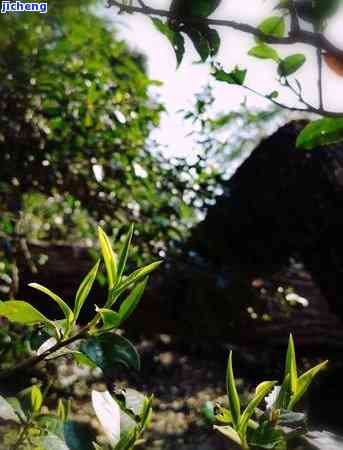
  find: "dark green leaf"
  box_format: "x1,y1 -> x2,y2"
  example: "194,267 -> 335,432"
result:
152,18 -> 185,67
207,28 -> 221,56
190,0 -> 221,17
98,308 -> 121,331
80,333 -> 140,374
64,421 -> 96,450
184,26 -> 210,62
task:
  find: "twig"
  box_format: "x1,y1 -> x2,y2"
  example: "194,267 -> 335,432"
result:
317,46 -> 324,110
242,83 -> 341,118
108,0 -> 343,61
0,325 -> 90,381
289,0 -> 300,34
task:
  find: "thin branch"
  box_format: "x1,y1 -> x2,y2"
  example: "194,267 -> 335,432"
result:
243,85 -> 310,115
108,0 -> 343,61
244,82 -> 342,118
289,0 -> 300,34
0,325 -> 90,381
317,47 -> 324,110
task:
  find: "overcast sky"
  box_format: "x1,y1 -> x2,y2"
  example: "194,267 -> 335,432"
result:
104,0 -> 343,157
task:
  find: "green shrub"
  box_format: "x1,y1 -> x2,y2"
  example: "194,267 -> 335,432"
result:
0,225 -> 160,449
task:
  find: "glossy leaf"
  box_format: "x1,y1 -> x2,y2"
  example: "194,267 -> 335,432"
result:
74,260 -> 100,320
64,421 -> 96,450
80,333 -> 140,374
296,118 -> 343,150
226,351 -> 240,428
98,227 -> 117,289
92,390 -> 120,446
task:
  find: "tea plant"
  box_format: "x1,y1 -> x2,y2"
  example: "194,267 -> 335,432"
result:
0,225 -> 160,449
210,335 -> 329,449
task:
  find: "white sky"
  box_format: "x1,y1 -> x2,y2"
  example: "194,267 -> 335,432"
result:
103,0 -> 343,157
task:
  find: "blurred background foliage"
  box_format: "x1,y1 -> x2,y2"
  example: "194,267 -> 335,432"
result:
0,0 -> 285,296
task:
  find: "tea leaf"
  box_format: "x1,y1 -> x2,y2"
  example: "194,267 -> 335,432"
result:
80,333 -> 140,374
29,283 -> 74,324
226,351 -> 241,427
0,300 -> 54,327
289,360 -> 328,410
74,260 -> 100,320
119,278 -> 148,324
117,224 -> 134,281
285,334 -> 298,394
98,227 -> 117,289
239,381 -> 277,438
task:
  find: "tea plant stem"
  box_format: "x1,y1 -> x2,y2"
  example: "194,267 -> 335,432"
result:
0,325 -> 90,381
